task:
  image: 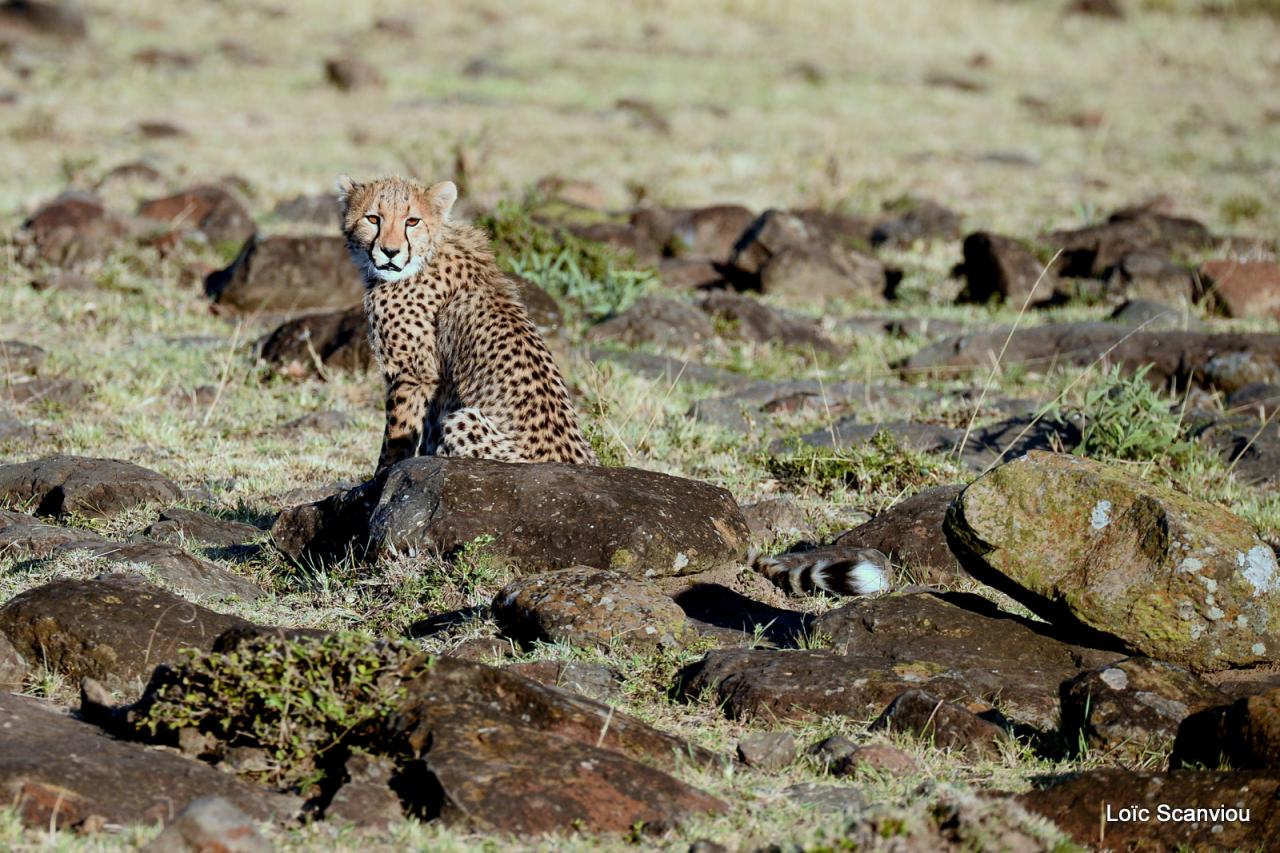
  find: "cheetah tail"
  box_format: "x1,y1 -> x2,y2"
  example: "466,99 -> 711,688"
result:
749,546 -> 890,597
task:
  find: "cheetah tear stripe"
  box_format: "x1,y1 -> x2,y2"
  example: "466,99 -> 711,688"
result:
752,547 -> 890,596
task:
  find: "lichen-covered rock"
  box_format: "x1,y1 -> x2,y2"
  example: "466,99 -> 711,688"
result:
946,451 -> 1280,671
493,566 -> 694,651
1060,657 -> 1225,764
0,575 -> 250,692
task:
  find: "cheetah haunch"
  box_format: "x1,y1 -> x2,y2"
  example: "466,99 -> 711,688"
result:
337,175 -> 596,472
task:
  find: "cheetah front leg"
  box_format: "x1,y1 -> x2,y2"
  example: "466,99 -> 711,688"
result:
377,372 -> 432,473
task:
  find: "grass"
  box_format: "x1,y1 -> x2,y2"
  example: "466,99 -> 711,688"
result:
1,0 -> 1279,849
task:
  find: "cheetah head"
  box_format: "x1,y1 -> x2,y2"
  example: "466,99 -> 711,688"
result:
336,175 -> 458,284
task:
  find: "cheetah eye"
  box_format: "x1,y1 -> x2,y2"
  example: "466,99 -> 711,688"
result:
366,215 -> 380,225
406,218 -> 421,227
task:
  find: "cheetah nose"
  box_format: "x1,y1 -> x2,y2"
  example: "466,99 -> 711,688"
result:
381,246 -> 400,259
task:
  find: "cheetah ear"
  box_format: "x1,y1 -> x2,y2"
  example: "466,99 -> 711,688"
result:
427,181 -> 458,219
335,175 -> 358,206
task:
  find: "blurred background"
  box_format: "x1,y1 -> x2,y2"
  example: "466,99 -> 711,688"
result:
2,0 -> 1278,236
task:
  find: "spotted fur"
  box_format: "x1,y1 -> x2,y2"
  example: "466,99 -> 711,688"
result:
337,175 -> 596,473
752,545 -> 890,596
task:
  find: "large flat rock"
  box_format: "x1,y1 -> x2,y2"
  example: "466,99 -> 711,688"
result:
272,457 -> 748,577
0,693 -> 296,831
0,455 -> 181,519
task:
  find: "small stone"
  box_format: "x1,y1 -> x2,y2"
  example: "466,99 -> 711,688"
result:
841,744 -> 918,776
869,689 -> 1011,758
141,796 -> 270,853
784,783 -> 864,814
737,731 -> 798,771
325,56 -> 384,91
807,735 -> 858,771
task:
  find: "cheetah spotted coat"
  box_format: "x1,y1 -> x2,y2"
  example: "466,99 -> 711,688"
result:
337,176 -> 596,473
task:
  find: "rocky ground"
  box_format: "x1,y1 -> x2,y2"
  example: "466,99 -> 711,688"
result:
3,0 -> 1280,851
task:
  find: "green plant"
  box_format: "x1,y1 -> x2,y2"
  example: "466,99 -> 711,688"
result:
1069,365 -> 1199,468
137,632 -> 428,791
478,200 -> 657,324
764,429 -> 955,498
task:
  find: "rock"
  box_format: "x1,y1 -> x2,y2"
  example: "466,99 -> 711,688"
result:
955,414 -> 1082,471
761,247 -> 886,301
17,191 -> 128,265
387,657 -> 724,833
324,56 -> 383,90
323,753 -> 403,828
0,1 -> 87,41
1019,769 -> 1279,850
137,185 -> 255,247
832,485 -> 966,585
1060,657 -> 1225,763
1,375 -> 88,406
870,689 -> 1011,758
871,199 -> 962,248
205,235 -> 365,316
1065,0 -> 1125,18
257,305 -> 372,378
1106,250 -> 1196,302
1198,259 -> 1280,320
502,660 -> 618,702
737,731 -> 797,770
1227,382 -> 1280,418
0,339 -> 45,374
741,497 -> 809,541
272,457 -> 749,577
730,210 -> 887,301
1109,297 -> 1200,331
956,232 -> 1051,305
0,693 -> 295,831
840,744 -> 919,776
631,205 -> 757,261
900,321 -> 1280,394
678,592 -> 1120,730
586,296 -> 716,348
143,507 -> 264,547
0,633 -> 28,691
0,509 -> 261,600
0,455 -> 181,519
807,735 -> 859,771
140,796 -> 270,853
1172,687 -> 1280,770
270,193 -> 341,227
0,574 -> 250,691
696,290 -> 838,354
658,258 -> 725,290
493,566 -> 693,651
946,451 -> 1280,671
587,347 -> 750,389
1046,208 -> 1212,279
1195,415 -> 1280,486
784,783 -> 864,814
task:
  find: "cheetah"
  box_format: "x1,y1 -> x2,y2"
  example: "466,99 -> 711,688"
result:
336,175 -> 596,473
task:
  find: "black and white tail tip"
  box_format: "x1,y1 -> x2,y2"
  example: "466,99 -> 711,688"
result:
752,546 -> 891,597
